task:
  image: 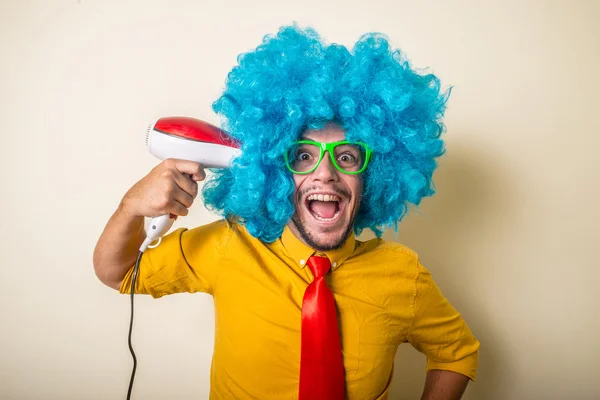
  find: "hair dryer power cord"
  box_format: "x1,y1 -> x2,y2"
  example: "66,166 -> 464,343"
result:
127,251 -> 143,400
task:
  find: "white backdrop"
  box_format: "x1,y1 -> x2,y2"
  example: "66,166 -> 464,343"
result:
1,1 -> 599,399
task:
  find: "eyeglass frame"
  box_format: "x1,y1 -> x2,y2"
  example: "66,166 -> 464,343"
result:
284,139 -> 373,175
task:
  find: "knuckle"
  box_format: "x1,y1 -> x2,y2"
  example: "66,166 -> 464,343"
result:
164,180 -> 177,194
161,169 -> 175,180
155,198 -> 169,211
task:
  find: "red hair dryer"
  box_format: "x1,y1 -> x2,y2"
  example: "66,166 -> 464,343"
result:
140,117 -> 240,251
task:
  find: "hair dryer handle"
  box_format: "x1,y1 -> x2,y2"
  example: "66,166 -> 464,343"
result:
139,214 -> 176,252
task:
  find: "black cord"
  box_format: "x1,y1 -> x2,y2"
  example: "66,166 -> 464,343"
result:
127,251 -> 144,400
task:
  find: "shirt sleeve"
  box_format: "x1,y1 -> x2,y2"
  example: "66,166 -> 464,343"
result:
406,259 -> 480,381
119,219 -> 231,298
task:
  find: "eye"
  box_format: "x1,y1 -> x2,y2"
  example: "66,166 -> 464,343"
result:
338,153 -> 356,163
297,152 -> 312,161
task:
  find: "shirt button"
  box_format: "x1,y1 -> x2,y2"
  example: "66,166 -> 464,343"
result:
332,262 -> 337,268
299,259 -> 306,265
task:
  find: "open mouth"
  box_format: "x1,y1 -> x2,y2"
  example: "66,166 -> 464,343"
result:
305,193 -> 344,222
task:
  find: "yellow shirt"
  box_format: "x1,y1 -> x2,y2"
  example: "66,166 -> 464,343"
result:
120,219 -> 479,399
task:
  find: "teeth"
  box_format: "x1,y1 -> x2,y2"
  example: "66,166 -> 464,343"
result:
307,194 -> 340,202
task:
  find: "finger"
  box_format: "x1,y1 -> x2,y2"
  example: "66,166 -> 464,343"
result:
168,201 -> 189,217
170,159 -> 206,182
172,171 -> 199,199
172,185 -> 195,208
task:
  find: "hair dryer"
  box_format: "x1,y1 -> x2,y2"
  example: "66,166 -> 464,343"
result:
140,116 -> 240,251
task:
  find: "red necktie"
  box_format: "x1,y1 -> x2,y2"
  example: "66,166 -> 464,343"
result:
299,255 -> 345,400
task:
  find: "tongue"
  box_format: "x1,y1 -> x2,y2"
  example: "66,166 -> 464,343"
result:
309,201 -> 337,219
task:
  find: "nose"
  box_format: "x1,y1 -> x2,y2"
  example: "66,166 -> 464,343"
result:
311,151 -> 339,183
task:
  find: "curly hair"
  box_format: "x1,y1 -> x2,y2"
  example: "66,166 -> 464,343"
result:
202,23 -> 451,242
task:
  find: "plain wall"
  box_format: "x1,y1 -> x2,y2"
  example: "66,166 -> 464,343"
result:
1,0 -> 598,399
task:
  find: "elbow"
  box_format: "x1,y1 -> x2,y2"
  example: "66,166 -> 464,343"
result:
92,247 -> 123,291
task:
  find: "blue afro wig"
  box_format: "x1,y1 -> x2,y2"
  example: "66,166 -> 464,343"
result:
202,23 -> 452,242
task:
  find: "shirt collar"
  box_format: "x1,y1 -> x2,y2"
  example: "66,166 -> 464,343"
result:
280,224 -> 356,271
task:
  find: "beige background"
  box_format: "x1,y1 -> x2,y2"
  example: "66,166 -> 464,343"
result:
1,0 -> 599,399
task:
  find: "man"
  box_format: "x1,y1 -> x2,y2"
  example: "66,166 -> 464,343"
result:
94,24 -> 479,399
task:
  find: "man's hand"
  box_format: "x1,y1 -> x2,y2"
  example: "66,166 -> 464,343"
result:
122,158 -> 206,218
93,158 -> 205,290
420,370 -> 470,400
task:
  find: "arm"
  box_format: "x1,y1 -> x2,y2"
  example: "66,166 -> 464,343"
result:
93,159 -> 205,290
421,369 -> 469,400
92,201 -> 146,290
406,259 -> 480,389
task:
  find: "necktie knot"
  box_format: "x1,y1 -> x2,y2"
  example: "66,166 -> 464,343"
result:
307,255 -> 331,279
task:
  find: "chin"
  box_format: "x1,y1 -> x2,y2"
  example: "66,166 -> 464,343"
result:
291,213 -> 354,251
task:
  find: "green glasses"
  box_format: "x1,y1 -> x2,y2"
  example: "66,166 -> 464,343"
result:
284,140 -> 372,175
